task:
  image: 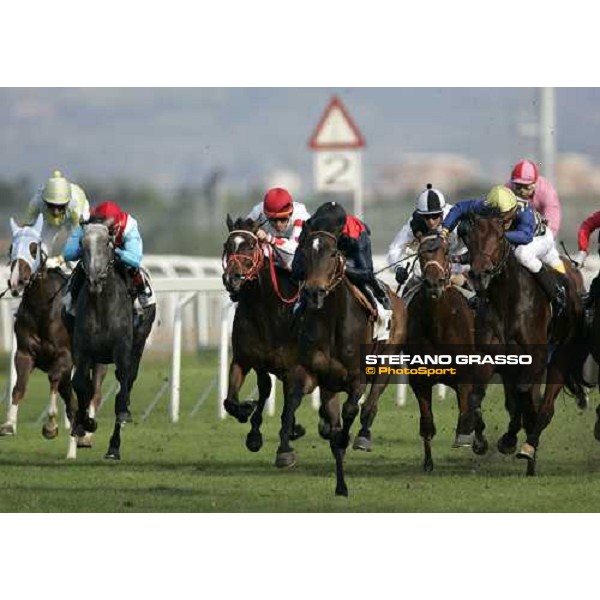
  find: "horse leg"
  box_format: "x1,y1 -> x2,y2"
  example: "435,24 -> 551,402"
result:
318,390 -> 337,440
105,347 -> 132,460
42,380 -> 60,440
454,383 -> 476,448
413,382 -> 436,472
354,380 -> 386,451
223,362 -> 254,423
0,350 -> 34,436
515,387 -> 539,476
246,370 -> 271,453
77,364 -> 108,449
497,380 -> 522,455
57,373 -> 78,460
340,386 -> 363,453
72,360 -> 96,434
322,391 -> 348,497
276,366 -> 316,469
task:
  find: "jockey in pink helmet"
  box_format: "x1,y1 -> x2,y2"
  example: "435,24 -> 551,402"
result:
507,159 -> 561,236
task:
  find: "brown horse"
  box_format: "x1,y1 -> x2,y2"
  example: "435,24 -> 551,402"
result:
1,217 -> 106,456
467,215 -> 586,476
221,216 -> 307,455
282,228 -> 407,496
406,232 -> 488,471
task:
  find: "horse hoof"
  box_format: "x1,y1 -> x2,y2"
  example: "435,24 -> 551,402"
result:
472,437 -> 489,456
117,411 -> 131,424
353,435 -> 373,451
77,434 -> 93,448
452,432 -> 474,448
335,484 -> 349,497
576,393 -> 589,410
275,451 -> 297,469
497,434 -> 517,455
290,424 -> 306,441
83,417 -> 98,433
104,448 -> 121,460
42,423 -> 59,440
245,431 -> 263,453
318,419 -> 331,440
423,458 -> 434,473
0,423 -> 16,436
516,442 -> 536,461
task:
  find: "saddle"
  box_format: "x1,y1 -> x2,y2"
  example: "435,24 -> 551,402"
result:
345,278 -> 377,320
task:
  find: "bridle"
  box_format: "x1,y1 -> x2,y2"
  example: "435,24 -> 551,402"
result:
304,230 -> 346,294
473,227 -> 512,280
419,233 -> 450,289
81,225 -> 116,282
222,230 -> 264,282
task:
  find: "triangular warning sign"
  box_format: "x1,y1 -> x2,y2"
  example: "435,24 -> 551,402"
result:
309,95 -> 366,150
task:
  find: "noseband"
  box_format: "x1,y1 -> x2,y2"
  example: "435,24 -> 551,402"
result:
81,227 -> 116,281
419,234 -> 450,288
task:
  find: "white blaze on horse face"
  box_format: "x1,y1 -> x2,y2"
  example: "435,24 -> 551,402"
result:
312,238 -> 320,252
233,236 -> 245,252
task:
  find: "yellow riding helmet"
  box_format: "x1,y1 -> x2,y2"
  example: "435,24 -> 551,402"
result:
485,185 -> 517,214
42,170 -> 72,207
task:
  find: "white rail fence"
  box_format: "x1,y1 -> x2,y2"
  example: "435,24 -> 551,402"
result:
2,253 -> 600,423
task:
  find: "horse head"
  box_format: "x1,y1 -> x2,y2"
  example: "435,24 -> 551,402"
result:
222,214 -> 263,294
81,222 -> 115,294
418,231 -> 450,300
467,214 -> 510,293
300,229 -> 345,310
8,214 -> 44,297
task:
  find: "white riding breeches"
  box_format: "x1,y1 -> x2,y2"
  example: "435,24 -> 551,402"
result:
513,229 -> 562,274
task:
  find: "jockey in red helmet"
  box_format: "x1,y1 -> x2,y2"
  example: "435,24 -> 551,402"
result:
246,187 -> 311,271
63,201 -> 154,318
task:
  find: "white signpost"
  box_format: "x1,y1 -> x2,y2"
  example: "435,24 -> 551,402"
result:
309,95 -> 366,217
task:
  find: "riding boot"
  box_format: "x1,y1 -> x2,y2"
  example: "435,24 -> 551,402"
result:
64,263 -> 85,317
369,277 -> 391,310
533,268 -> 566,317
132,269 -> 155,308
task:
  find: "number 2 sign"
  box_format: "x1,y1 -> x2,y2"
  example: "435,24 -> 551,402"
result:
314,151 -> 361,192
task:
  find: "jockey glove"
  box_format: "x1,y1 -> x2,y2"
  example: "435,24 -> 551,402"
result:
395,266 -> 409,285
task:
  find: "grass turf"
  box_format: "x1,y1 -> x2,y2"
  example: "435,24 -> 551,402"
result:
1,350 -> 600,512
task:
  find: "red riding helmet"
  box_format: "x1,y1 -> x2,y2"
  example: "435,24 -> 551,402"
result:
91,201 -> 128,239
263,188 -> 294,219
511,160 -> 539,185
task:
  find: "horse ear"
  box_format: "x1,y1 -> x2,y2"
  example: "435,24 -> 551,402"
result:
32,213 -> 44,236
9,218 -> 19,236
226,214 -> 234,232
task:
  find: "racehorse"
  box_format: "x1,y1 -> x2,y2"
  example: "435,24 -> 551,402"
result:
70,221 -> 155,460
222,216 -> 308,454
467,214 -> 586,476
1,216 -> 106,455
282,225 -> 407,496
406,232 -> 488,471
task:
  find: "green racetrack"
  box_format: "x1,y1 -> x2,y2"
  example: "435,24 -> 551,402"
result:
1,350 -> 600,512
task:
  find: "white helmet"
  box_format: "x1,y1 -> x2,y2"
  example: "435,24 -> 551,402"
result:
416,184 -> 446,215
42,170 -> 72,206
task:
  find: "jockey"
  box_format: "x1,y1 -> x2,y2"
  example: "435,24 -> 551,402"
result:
387,184 -> 469,292
27,169 -> 90,267
574,211 -> 600,309
62,201 -> 155,316
246,187 -> 310,270
292,201 -> 391,312
508,159 -> 561,236
442,185 -> 568,315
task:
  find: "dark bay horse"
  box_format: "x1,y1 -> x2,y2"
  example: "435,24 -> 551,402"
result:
283,227 -> 407,496
1,216 -> 106,457
70,222 -> 155,460
467,215 -> 586,476
222,216 -> 307,456
407,232 -> 488,471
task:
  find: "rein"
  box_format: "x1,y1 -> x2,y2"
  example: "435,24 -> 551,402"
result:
419,234 -> 451,289
479,235 -> 511,279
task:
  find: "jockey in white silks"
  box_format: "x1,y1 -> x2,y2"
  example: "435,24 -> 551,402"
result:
246,187 -> 310,271
387,184 -> 469,298
26,169 -> 90,269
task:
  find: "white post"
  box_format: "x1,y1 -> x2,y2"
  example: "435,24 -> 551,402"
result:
437,384 -> 447,401
396,377 -> 407,407
266,374 -> 277,416
169,292 -> 197,423
311,387 -> 320,410
540,87 -> 556,182
219,298 -> 234,419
